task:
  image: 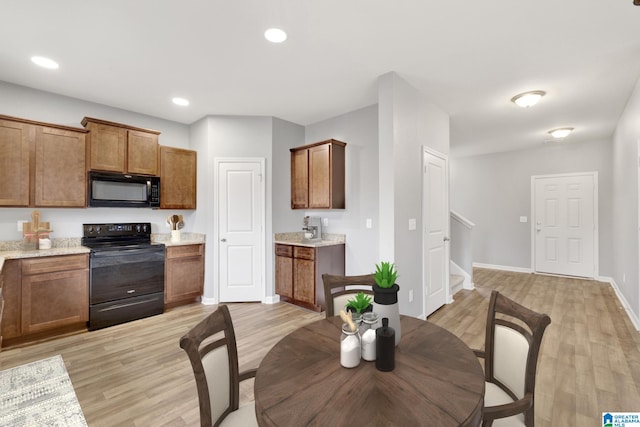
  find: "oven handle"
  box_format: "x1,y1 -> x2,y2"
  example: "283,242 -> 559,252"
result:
98,297 -> 161,312
91,248 -> 164,258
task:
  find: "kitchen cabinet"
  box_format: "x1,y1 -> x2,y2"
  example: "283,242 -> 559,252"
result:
0,254 -> 89,347
82,117 -> 160,175
290,139 -> 346,210
165,244 -> 205,306
0,115 -> 88,208
274,243 -> 345,311
160,146 -> 197,209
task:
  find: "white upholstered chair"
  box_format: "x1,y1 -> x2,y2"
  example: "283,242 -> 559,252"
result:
321,273 -> 375,318
474,290 -> 551,427
179,305 -> 258,427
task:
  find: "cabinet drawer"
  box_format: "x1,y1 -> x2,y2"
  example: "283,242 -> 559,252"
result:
166,244 -> 204,259
21,254 -> 88,275
275,244 -> 293,257
293,246 -> 315,261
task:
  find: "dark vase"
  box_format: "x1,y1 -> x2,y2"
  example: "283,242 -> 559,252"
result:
372,283 -> 401,346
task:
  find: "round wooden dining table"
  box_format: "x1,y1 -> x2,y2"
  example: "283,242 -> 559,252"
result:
254,315 -> 485,426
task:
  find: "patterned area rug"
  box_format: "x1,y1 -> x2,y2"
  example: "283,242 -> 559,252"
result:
0,355 -> 87,426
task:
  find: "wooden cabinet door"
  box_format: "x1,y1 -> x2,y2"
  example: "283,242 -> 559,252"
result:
308,144 -> 331,208
293,258 -> 316,304
21,268 -> 89,335
87,122 -> 126,172
1,260 -> 21,340
160,146 -> 197,209
127,129 -> 159,175
34,126 -> 87,207
165,245 -> 205,304
275,255 -> 293,299
0,118 -> 30,206
291,149 -> 309,209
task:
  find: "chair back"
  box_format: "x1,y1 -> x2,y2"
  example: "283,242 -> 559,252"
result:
322,273 -> 375,318
180,305 -> 241,426
483,290 -> 551,426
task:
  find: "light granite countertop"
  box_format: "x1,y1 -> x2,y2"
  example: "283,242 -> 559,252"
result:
0,233 -> 206,273
274,232 -> 345,247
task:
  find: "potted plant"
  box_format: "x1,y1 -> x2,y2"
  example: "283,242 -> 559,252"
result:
345,291 -> 373,314
372,261 -> 401,346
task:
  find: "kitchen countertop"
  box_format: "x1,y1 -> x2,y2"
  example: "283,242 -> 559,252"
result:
0,233 -> 206,274
274,232 -> 345,247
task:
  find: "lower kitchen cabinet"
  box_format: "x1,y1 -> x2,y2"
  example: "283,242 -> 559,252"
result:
165,244 -> 205,305
1,254 -> 89,347
275,243 -> 345,312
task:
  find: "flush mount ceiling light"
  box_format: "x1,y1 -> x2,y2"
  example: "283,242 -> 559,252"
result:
31,56 -> 59,69
264,28 -> 287,43
511,90 -> 546,108
548,127 -> 574,139
172,97 -> 190,106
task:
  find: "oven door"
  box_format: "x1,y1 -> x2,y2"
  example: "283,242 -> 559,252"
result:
90,245 -> 165,305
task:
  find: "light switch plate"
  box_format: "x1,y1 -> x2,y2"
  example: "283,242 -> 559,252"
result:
519,216 -> 528,223
366,218 -> 372,229
17,220 -> 27,232
408,218 -> 416,230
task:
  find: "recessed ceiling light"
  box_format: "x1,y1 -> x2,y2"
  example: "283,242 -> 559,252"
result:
511,91 -> 546,108
264,28 -> 287,43
31,56 -> 59,69
548,128 -> 574,139
172,97 -> 189,106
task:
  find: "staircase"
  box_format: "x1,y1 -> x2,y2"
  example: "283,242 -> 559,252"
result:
450,274 -> 465,295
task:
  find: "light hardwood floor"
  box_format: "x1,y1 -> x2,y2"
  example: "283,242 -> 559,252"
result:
1,268 -> 639,426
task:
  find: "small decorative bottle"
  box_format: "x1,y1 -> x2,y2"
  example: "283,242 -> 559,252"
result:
360,312 -> 379,361
340,323 -> 361,368
375,317 -> 395,372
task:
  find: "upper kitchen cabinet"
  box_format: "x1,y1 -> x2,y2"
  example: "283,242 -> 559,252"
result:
82,117 -> 160,175
290,139 -> 346,209
0,117 -> 30,206
160,146 -> 197,209
0,115 -> 88,208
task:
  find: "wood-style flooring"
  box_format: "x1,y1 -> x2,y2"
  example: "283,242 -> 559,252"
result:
1,268 -> 639,426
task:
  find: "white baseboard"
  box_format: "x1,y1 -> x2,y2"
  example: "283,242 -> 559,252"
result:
201,296 -> 217,305
263,295 -> 280,304
602,276 -> 640,331
472,262 -> 533,274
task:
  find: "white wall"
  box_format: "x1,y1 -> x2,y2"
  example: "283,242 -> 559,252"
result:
450,138 -> 613,276
378,72 -> 450,318
612,74 -> 640,325
303,105 -> 379,274
0,81 -> 192,240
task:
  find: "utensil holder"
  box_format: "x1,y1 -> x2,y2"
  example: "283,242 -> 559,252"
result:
171,230 -> 181,242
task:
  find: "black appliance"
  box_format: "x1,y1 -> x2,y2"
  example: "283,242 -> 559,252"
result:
88,171 -> 160,208
82,222 -> 165,331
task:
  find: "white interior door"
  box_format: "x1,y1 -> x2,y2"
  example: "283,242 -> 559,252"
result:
533,172 -> 597,278
217,158 -> 265,302
423,148 -> 449,317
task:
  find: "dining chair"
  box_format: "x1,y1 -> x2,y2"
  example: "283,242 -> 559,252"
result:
179,305 -> 258,427
322,273 -> 375,318
474,290 -> 551,427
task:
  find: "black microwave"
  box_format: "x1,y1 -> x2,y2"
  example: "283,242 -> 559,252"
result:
88,171 -> 160,208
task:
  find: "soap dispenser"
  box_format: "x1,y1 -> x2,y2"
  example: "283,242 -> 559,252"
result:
375,317 -> 395,372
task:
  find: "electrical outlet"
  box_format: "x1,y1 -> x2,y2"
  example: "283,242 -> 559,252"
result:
366,218 -> 372,229
322,218 -> 329,227
408,218 -> 416,230
17,220 -> 27,232
409,290 -> 414,302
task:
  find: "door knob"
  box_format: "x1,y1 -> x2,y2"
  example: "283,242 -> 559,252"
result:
220,238 -> 227,242
443,236 -> 450,242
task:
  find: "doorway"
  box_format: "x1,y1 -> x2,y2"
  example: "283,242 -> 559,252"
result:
422,147 -> 450,317
532,172 -> 598,278
215,158 -> 265,302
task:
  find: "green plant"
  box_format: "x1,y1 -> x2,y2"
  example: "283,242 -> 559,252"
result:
346,291 -> 372,313
374,261 -> 398,288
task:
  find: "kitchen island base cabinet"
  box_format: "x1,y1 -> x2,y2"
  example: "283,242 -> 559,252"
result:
165,244 -> 205,306
1,254 -> 89,348
275,243 -> 345,312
